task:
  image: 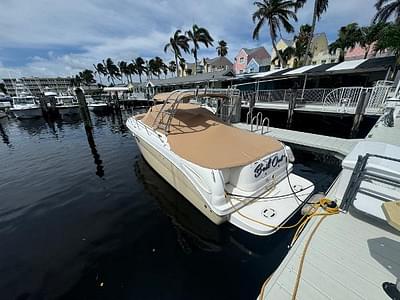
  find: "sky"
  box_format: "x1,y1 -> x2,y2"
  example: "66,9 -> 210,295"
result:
0,0 -> 378,79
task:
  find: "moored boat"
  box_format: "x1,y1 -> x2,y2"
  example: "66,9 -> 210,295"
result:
126,89 -> 315,236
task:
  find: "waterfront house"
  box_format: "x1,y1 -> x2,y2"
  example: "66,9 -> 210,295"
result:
233,47 -> 271,75
201,57 -> 233,73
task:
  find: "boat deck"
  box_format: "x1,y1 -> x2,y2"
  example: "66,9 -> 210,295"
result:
261,187 -> 400,300
234,123 -> 360,159
260,108 -> 400,300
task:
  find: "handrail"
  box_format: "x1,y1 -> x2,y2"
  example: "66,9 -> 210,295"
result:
256,112 -> 263,130
246,110 -> 252,124
261,117 -> 270,134
250,116 -> 258,132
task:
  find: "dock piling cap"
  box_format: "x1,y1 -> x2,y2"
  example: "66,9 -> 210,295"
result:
382,201 -> 400,232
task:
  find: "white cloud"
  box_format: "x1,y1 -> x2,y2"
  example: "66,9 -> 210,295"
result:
0,0 -> 378,78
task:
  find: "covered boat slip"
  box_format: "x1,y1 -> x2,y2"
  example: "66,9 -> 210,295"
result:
140,103 -> 283,169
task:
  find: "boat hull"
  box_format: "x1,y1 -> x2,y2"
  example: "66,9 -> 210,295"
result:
88,104 -> 108,112
11,107 -> 42,119
57,106 -> 80,115
136,135 -> 227,225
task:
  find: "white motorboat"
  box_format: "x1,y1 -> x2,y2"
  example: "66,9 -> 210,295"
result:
55,95 -> 80,115
86,96 -> 108,112
10,81 -> 42,119
126,89 -> 315,236
0,92 -> 12,109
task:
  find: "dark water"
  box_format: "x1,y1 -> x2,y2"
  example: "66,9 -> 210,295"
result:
0,112 -> 339,300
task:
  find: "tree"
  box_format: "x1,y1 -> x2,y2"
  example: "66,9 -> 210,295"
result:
118,61 -> 129,84
126,62 -> 137,83
373,0 -> 400,24
375,23 -> 400,64
79,69 -> 96,85
302,0 -> 329,64
179,58 -> 186,76
216,40 -> 228,56
294,24 -> 312,65
168,60 -> 177,76
252,0 -> 301,69
272,46 -> 296,68
103,58 -> 121,85
329,23 -> 362,62
133,57 -> 146,83
164,30 -> 190,77
186,24 -> 214,74
93,63 -> 107,84
359,22 -> 387,59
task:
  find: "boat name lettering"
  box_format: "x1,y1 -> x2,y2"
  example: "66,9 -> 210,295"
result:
254,154 -> 285,178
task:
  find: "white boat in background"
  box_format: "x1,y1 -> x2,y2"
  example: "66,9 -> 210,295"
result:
10,81 -> 42,119
126,89 -> 315,236
0,110 -> 7,119
55,95 -> 79,115
0,92 -> 12,109
86,96 -> 108,112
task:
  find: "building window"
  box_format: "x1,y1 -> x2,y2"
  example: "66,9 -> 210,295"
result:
321,60 -> 326,64
249,68 -> 254,73
312,61 -> 317,65
239,70 -> 244,74
331,59 -> 336,63
239,57 -> 244,64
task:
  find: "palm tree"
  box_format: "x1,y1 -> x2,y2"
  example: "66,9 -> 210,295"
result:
103,58 -> 121,85
168,60 -> 177,76
154,56 -> 165,79
133,57 -> 146,83
359,23 -> 387,59
252,0 -> 300,69
164,30 -> 190,77
216,40 -> 228,56
118,61 -> 129,84
126,62 -> 136,83
293,24 -> 312,66
93,63 -> 106,84
272,46 -> 296,68
373,0 -> 400,24
375,23 -> 400,64
186,24 -> 214,74
302,0 -> 329,64
78,69 -> 95,85
329,23 -> 362,62
179,58 -> 186,76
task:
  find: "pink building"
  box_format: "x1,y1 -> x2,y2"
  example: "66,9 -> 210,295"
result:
345,43 -> 376,61
233,47 -> 271,74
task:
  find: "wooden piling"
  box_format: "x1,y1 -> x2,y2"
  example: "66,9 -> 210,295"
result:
350,89 -> 370,138
287,89 -> 296,129
75,88 -> 92,128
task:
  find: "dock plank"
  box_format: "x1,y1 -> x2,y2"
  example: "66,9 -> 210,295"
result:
234,123 -> 360,158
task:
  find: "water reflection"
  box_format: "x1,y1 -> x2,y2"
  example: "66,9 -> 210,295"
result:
84,124 -> 104,178
0,121 -> 11,147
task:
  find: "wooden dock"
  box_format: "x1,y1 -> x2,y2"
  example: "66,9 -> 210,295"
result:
261,187 -> 400,300
257,106 -> 400,300
234,123 -> 361,159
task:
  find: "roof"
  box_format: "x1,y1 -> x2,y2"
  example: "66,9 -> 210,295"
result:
249,57 -> 269,67
205,56 -> 233,67
140,103 -> 283,169
242,47 -> 266,55
146,69 -> 234,87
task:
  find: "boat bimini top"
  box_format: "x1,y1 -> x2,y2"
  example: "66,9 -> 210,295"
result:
138,89 -> 283,169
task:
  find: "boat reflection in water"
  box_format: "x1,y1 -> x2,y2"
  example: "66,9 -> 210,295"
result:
135,156 -> 298,257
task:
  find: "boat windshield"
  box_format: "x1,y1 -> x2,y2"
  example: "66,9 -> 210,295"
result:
14,97 -> 36,105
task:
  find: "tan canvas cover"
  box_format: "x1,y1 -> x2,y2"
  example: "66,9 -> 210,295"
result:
140,103 -> 283,169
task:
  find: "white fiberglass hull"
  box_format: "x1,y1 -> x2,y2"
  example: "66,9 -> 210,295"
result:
127,117 -> 314,235
11,107 -> 42,119
88,103 -> 108,112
